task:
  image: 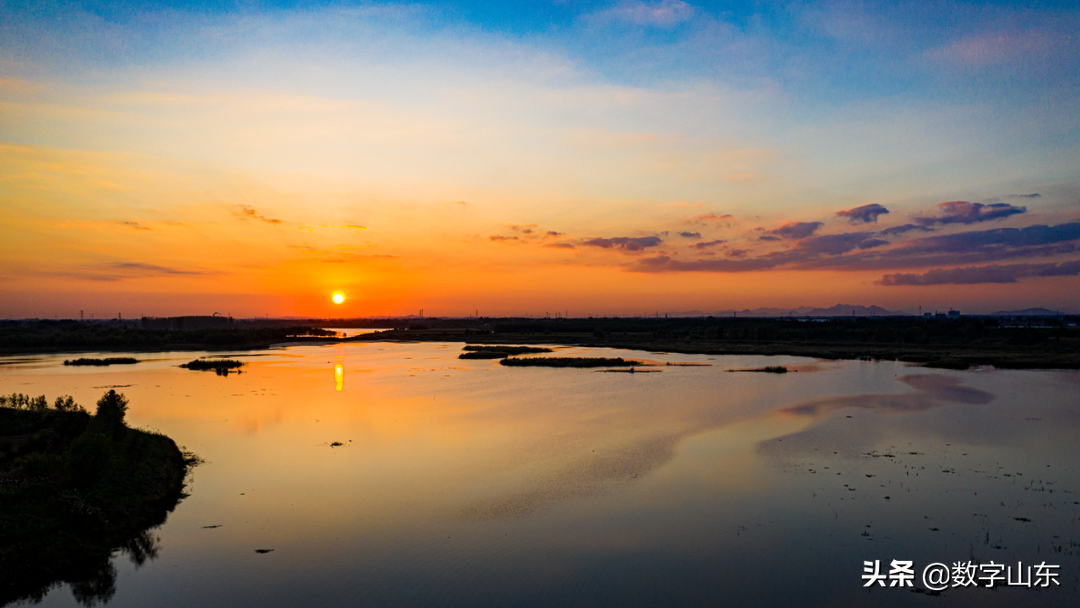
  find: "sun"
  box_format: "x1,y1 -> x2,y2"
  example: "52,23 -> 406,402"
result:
332,292 -> 345,304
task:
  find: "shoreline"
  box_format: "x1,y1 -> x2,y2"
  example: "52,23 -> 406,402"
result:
0,394 -> 197,605
340,330 -> 1080,370
1,332 -> 1077,371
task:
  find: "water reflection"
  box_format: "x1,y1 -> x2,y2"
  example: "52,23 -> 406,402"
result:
779,373 -> 997,417
2,528 -> 167,608
0,346 -> 1077,607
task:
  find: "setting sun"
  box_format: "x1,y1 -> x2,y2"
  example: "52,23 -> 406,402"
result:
332,293 -> 345,305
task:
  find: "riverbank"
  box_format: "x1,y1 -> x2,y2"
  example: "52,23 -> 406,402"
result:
0,321 -> 335,356
343,329 -> 1080,370
0,392 -> 197,606
2,318 -> 1077,370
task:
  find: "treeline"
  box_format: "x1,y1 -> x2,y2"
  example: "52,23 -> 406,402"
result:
1,391 -> 195,605
0,320 -> 335,350
0,393 -> 83,412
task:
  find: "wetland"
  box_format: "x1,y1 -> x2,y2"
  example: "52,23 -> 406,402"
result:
0,341 -> 1077,607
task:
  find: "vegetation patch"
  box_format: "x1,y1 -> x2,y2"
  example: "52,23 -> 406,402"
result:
728,366 -> 789,373
180,359 -> 244,375
665,362 -> 711,366
458,351 -> 510,359
499,357 -> 640,368
0,391 -> 197,606
459,345 -> 553,359
63,357 -> 139,366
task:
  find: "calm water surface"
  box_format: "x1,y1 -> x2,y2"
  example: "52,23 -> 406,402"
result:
2,343 -> 1078,607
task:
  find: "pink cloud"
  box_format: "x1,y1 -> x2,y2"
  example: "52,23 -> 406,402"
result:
928,30 -> 1054,67
594,0 -> 695,27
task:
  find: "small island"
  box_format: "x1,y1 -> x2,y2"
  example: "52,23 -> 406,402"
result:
499,357 -> 642,368
458,345 -> 553,359
0,391 -> 197,605
180,359 -> 244,375
63,357 -> 139,366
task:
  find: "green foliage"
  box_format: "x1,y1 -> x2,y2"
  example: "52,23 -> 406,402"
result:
458,351 -> 508,359
28,395 -> 47,411
53,395 -> 85,413
19,452 -> 61,478
180,359 -> 243,371
499,357 -> 638,368
728,366 -> 788,373
0,390 -> 194,607
1,393 -> 41,410
63,357 -> 138,366
93,390 -> 129,432
463,345 -> 553,355
67,431 -> 115,487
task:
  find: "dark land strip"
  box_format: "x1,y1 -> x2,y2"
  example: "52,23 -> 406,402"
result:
2,317 -> 1078,370
338,315 -> 1080,370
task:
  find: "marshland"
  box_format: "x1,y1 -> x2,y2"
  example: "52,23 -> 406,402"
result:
1,340 -> 1078,607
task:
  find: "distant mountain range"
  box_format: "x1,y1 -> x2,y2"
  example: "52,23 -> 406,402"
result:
989,308 -> 1067,316
667,304 -> 911,318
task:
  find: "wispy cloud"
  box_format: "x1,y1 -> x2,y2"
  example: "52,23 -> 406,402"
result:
797,232 -> 888,255
688,213 -> 733,224
913,201 -> 1026,226
769,221 -> 823,239
690,239 -> 725,250
928,30 -> 1055,68
628,222 -> 1080,274
116,221 -> 151,231
879,223 -> 933,237
591,0 -> 696,27
71,262 -> 219,281
581,236 -> 663,251
836,203 -> 889,224
631,256 -> 782,273
880,260 -> 1080,286
235,206 -> 283,225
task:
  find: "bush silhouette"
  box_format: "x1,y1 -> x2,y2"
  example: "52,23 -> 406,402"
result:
93,390 -> 129,432
67,431 -> 115,486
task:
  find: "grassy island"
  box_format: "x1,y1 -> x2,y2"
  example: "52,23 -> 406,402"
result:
180,359 -> 244,374
63,357 -> 139,366
499,357 -> 641,368
728,366 -> 789,373
343,315 -> 1080,370
0,391 -> 197,606
458,345 -> 553,359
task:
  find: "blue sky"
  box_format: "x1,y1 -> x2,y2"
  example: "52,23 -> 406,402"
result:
1,1 -> 1078,316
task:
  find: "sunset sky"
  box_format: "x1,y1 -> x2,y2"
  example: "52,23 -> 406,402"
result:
1,0 -> 1078,317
